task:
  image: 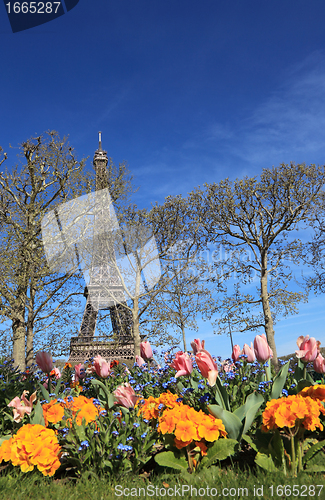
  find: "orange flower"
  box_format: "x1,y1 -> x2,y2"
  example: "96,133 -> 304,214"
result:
299,384 -> 325,402
197,415 -> 227,441
262,394 -> 324,433
0,424 -> 61,477
43,399 -> 64,426
158,411 -> 177,435
175,420 -> 199,442
174,437 -> 192,449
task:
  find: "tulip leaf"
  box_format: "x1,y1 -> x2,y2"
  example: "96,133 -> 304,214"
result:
37,381 -> 50,402
214,376 -> 230,411
54,377 -> 64,396
208,405 -> 242,440
91,379 -> 114,406
270,361 -> 289,400
154,451 -> 188,471
242,401 -> 264,438
30,400 -> 45,426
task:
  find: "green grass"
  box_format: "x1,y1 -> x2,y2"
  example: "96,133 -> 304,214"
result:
0,465 -> 324,499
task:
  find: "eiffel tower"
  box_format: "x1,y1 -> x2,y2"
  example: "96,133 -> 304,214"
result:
68,133 -> 135,364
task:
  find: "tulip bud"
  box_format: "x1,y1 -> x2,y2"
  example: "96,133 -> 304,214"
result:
295,335 -> 320,363
313,353 -> 325,374
191,339 -> 205,355
231,344 -> 241,362
195,349 -> 218,387
254,334 -> 273,362
170,351 -> 193,378
35,351 -> 53,374
242,343 -> 256,363
140,341 -> 153,361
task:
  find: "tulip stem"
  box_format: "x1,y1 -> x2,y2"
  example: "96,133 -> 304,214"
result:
290,434 -> 297,477
264,361 -> 271,382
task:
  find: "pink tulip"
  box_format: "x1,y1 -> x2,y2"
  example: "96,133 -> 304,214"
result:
93,355 -> 111,378
140,341 -> 153,360
170,351 -> 193,378
135,355 -> 146,367
313,353 -> 325,374
74,363 -> 86,382
191,339 -> 205,355
242,343 -> 256,363
35,351 -> 53,373
8,390 -> 37,423
254,334 -> 273,362
195,349 -> 219,387
114,383 -> 140,408
231,345 -> 241,362
295,335 -> 321,363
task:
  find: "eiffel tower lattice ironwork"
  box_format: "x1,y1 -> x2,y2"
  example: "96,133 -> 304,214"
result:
68,133 -> 135,364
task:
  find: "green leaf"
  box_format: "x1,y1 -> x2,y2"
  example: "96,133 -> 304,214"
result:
37,381 -> 50,402
302,439 -> 325,465
190,378 -> 198,391
214,376 -> 230,411
107,393 -> 116,409
296,380 -> 313,393
90,379 -> 112,401
241,434 -> 258,453
305,465 -> 325,472
255,452 -> 277,472
269,429 -> 285,470
270,361 -> 289,400
208,405 -> 242,440
242,400 -> 263,438
30,400 -> 45,426
0,435 -> 11,446
201,439 -> 237,468
154,451 -> 188,471
54,377 -> 64,396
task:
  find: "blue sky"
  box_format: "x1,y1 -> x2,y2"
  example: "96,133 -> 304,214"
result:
1,0 -> 325,361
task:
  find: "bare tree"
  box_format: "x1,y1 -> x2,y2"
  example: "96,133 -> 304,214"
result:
185,163 -> 325,368
140,240 -> 220,351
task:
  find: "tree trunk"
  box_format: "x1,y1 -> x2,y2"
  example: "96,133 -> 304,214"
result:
26,321 -> 34,368
181,320 -> 187,352
133,297 -> 140,358
12,312 -> 26,371
260,251 -> 278,370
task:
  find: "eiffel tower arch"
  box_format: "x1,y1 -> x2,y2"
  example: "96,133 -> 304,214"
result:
68,134 -> 137,365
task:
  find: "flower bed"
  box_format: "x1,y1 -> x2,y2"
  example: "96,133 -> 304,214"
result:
0,334 -> 325,481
